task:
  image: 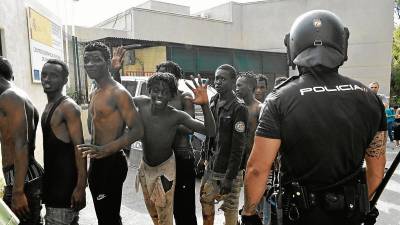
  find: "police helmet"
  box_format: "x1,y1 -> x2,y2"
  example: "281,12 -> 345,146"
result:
284,10 -> 349,69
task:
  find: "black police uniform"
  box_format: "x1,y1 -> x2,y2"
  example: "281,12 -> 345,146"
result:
256,69 -> 386,225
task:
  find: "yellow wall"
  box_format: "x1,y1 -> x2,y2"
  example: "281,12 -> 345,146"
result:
123,46 -> 166,75
29,8 -> 52,46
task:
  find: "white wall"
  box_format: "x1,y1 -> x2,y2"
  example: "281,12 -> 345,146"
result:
75,26 -> 129,42
0,0 -> 68,167
137,0 -> 190,15
241,0 -> 393,95
194,2 -> 234,21
241,0 -> 304,52
95,9 -> 133,31
131,7 -> 243,48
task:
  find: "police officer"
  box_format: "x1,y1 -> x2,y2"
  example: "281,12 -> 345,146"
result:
240,10 -> 386,225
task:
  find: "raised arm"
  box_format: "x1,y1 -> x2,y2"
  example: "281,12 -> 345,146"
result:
182,76 -> 216,137
110,46 -> 126,83
63,100 -> 87,210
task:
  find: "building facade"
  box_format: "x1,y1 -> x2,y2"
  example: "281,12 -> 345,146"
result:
90,0 -> 393,95
0,0 -> 51,165
0,0 -> 90,168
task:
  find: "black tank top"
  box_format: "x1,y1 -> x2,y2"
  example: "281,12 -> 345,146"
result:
42,96 -> 77,208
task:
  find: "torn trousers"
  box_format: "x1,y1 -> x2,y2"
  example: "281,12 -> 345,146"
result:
200,169 -> 243,225
137,154 -> 176,225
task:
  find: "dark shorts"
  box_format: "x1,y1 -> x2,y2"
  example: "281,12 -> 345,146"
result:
3,178 -> 43,225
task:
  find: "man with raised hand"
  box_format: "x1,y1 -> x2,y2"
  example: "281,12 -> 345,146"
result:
78,42 -> 144,225
133,73 -> 215,225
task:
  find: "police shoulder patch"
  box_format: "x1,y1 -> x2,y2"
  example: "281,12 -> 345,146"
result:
234,121 -> 246,133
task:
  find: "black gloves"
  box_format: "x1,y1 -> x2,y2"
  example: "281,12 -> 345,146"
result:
363,206 -> 379,225
239,209 -> 263,225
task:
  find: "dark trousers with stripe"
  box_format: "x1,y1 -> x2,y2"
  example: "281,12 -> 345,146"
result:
173,151 -> 198,225
3,178 -> 43,225
88,151 -> 128,225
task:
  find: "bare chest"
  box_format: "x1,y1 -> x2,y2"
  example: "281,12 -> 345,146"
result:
89,91 -> 118,119
140,106 -> 178,133
248,105 -> 261,130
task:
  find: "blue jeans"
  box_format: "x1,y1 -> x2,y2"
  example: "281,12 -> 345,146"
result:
3,178 -> 43,225
45,207 -> 79,225
263,197 -> 271,225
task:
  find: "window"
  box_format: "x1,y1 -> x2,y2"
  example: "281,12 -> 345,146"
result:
122,80 -> 138,96
140,82 -> 148,96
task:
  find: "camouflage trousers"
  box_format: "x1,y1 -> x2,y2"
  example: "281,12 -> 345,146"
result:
200,170 -> 243,225
137,154 -> 176,225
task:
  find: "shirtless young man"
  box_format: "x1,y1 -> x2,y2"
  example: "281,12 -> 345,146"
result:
0,56 -> 44,225
133,73 -> 216,225
254,74 -> 268,103
77,42 -> 144,225
236,72 -> 266,223
235,72 -> 262,167
41,59 -> 86,224
156,61 -> 198,225
110,51 -> 199,221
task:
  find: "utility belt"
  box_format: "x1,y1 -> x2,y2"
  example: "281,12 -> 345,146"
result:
273,169 -> 369,223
